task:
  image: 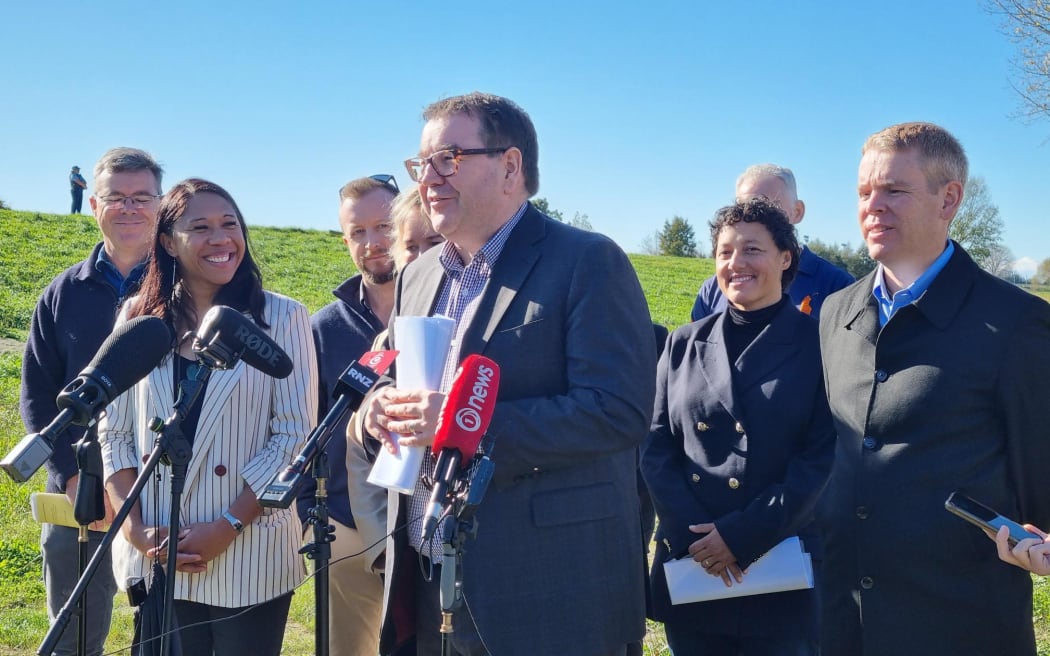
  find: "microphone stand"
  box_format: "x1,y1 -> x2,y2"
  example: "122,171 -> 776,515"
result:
438,456 -> 494,656
257,355 -> 389,656
151,364 -> 210,656
70,424 -> 106,656
301,452 -> 334,656
38,361 -> 211,656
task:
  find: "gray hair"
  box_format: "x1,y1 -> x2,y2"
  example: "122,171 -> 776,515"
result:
93,147 -> 164,193
736,163 -> 798,199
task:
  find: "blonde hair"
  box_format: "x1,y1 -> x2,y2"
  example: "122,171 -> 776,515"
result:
862,122 -> 968,191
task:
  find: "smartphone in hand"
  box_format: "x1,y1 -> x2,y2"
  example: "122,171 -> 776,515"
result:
945,491 -> 1042,547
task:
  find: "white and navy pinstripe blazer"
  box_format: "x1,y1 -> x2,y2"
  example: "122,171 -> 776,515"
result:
99,291 -> 318,608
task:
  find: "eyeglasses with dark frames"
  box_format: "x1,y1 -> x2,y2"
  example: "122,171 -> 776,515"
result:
97,193 -> 162,208
403,147 -> 509,182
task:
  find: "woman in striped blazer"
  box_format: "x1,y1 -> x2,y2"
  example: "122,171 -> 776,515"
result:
99,178 -> 317,655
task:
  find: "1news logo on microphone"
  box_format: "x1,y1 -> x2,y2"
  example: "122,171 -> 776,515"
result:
452,362 -> 497,432
441,360 -> 497,435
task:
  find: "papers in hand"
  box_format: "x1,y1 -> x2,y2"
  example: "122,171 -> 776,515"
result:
367,315 -> 455,494
30,492 -> 112,530
663,536 -> 813,604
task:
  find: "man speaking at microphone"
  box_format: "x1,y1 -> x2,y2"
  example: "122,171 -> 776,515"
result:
20,147 -> 163,656
363,92 -> 657,656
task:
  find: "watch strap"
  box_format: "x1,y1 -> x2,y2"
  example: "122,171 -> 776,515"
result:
222,510 -> 244,533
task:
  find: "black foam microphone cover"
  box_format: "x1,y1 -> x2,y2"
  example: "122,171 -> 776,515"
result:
193,305 -> 293,379
74,315 -> 174,404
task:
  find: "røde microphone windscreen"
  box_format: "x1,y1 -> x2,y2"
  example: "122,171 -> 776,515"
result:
1,315 -> 173,483
421,354 -> 500,542
192,305 -> 293,379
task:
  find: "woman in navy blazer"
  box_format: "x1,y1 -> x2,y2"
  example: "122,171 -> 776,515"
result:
100,179 -> 317,656
642,198 -> 835,655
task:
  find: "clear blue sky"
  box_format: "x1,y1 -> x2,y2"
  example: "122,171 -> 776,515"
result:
2,1 -> 1046,276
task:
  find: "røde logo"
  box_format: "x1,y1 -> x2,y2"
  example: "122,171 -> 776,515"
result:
455,364 -> 495,432
234,325 -> 282,367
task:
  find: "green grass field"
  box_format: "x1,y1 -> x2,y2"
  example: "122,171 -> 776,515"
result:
0,207 -> 1046,655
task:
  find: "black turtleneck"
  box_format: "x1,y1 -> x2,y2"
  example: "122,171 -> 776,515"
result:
724,294 -> 789,365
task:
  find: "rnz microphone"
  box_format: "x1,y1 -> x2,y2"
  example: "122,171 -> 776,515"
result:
192,305 -> 293,378
258,350 -> 399,508
421,354 -> 500,542
1,316 -> 173,483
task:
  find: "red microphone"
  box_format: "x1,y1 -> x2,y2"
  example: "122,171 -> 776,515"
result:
421,354 -> 500,541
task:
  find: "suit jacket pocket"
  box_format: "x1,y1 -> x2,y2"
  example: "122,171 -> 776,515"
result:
531,481 -> 616,527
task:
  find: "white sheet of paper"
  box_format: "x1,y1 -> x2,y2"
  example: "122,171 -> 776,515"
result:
663,536 -> 814,604
367,315 -> 455,494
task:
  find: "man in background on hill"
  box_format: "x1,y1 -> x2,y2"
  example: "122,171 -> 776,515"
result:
21,147 -> 162,656
818,122 -> 1050,655
691,164 -> 853,320
69,165 -> 87,214
296,174 -> 397,656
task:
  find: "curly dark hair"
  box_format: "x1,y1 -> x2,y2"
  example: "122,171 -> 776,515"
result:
709,197 -> 800,291
130,178 -> 267,337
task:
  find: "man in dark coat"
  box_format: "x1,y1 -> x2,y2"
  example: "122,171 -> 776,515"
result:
363,92 -> 656,656
818,121 -> 1050,655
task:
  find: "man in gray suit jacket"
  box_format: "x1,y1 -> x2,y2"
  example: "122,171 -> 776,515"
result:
362,92 -> 657,655
818,121 -> 1050,655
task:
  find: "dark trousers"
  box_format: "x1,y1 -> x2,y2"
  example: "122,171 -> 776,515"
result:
172,592 -> 293,656
71,189 -> 83,214
665,625 -> 819,656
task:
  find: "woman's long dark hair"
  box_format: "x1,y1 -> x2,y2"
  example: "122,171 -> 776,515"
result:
130,178 -> 268,337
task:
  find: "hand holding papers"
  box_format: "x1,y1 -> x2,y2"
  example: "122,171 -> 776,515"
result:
367,316 -> 455,493
663,536 -> 813,604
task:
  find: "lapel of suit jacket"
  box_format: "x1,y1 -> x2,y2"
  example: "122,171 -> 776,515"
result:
458,206 -> 543,357
695,312 -> 740,419
910,242 -> 976,331
400,255 -> 445,319
842,272 -> 881,346
181,358 -> 246,492
734,303 -> 803,395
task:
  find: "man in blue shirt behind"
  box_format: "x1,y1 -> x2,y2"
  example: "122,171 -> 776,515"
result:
691,164 -> 853,321
22,147 -> 163,656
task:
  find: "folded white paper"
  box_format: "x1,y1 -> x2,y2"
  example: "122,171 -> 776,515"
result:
663,536 -> 813,604
367,315 -> 455,494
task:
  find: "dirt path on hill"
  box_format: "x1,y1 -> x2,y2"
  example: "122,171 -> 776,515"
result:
0,338 -> 23,355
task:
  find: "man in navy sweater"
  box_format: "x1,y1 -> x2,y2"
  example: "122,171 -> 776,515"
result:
21,147 -> 163,656
297,174 -> 398,656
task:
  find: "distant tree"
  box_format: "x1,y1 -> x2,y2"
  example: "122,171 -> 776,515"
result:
807,239 -> 877,279
0,198 -> 8,210
658,216 -> 698,258
986,0 -> 1050,121
950,176 -> 1005,266
567,211 -> 592,231
639,231 -> 660,255
982,243 -> 1017,279
532,197 -> 564,221
1034,257 -> 1050,286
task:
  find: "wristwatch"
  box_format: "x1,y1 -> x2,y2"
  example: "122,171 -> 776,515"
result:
222,510 -> 245,534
